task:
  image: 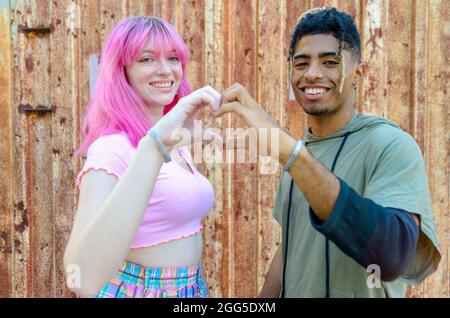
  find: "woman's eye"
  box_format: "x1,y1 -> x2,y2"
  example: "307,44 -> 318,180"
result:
140,57 -> 154,63
169,56 -> 180,62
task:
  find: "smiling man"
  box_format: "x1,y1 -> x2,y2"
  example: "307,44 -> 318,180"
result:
216,7 -> 441,298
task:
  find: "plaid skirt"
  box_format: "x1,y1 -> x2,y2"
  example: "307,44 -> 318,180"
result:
95,260 -> 208,298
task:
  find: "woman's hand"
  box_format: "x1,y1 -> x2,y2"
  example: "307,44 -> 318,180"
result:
151,85 -> 221,149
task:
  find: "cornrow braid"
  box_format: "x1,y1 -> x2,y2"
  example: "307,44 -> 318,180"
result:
337,17 -> 346,94
338,40 -> 345,94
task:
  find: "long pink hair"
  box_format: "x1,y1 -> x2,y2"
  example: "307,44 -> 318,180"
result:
77,16 -> 191,156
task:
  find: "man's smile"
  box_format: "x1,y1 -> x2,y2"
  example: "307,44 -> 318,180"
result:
299,84 -> 332,100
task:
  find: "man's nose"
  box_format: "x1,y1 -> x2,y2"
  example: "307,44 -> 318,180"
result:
304,62 -> 324,82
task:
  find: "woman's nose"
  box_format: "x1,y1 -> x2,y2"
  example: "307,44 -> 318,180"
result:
156,58 -> 171,74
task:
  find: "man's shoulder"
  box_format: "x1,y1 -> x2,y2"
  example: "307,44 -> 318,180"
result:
361,116 -> 418,150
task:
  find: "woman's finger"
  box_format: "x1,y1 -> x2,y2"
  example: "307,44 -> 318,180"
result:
202,86 -> 222,111
180,90 -> 216,114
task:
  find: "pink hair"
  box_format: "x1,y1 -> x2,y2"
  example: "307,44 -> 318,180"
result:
77,16 -> 191,156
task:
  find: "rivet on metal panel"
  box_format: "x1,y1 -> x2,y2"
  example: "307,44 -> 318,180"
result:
18,24 -> 54,35
18,104 -> 54,114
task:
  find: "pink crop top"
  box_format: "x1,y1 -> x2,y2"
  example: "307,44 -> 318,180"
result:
76,133 -> 215,248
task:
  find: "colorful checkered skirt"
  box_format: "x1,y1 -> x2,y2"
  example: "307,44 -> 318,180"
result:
95,260 -> 208,298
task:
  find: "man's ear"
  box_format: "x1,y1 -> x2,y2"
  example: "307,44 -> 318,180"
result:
355,62 -> 367,83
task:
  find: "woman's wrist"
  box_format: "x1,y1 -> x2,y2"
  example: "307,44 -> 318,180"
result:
140,133 -> 168,162
146,129 -> 172,162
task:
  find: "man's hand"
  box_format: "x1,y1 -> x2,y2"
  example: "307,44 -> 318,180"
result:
214,83 -> 288,159
215,83 -> 281,129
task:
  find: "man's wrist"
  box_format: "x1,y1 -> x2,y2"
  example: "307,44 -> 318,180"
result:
279,131 -> 298,166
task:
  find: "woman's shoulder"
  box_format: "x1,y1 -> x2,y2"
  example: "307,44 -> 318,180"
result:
87,133 -> 134,155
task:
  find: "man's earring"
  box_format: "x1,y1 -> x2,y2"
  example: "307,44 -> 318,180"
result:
352,81 -> 357,90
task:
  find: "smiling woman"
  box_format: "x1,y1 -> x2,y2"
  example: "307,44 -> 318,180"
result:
63,16 -> 221,298
125,44 -> 184,121
77,16 -> 191,153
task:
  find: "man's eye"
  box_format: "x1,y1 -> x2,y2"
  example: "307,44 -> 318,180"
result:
324,60 -> 339,65
295,62 -> 308,68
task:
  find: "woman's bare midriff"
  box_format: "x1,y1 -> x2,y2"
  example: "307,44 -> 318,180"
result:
125,232 -> 202,268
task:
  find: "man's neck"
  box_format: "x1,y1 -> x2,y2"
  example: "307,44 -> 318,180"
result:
308,107 -> 356,137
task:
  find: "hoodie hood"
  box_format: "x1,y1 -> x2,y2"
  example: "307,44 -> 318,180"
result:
303,114 -> 401,143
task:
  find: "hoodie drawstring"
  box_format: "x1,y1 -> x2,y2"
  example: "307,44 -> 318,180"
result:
281,131 -> 352,298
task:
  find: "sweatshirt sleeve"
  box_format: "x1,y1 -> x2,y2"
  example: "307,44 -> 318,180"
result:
310,178 -> 419,281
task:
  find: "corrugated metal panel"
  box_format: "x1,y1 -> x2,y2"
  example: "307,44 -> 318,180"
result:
0,0 -> 448,298
0,0 -> 14,298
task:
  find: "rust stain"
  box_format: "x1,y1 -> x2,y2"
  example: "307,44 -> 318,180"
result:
365,27 -> 383,59
14,201 -> 28,234
0,230 -> 10,254
25,55 -> 34,72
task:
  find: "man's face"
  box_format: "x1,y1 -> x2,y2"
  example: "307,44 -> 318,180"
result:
290,34 -> 358,117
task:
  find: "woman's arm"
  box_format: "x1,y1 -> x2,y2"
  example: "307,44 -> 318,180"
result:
64,85 -> 222,297
64,136 -> 164,296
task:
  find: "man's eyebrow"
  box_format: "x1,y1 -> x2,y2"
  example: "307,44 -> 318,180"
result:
293,53 -> 309,60
319,51 -> 338,58
293,51 -> 338,60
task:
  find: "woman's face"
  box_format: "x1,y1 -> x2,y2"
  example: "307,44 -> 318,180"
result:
126,40 -> 183,109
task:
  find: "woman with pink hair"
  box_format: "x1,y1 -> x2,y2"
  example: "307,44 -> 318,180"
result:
64,16 -> 220,298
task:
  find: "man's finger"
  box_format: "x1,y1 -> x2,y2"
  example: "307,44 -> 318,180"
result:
213,101 -> 245,117
222,83 -> 259,110
221,83 -> 245,105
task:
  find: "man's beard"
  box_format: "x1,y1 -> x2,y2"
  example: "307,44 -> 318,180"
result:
302,104 -> 339,117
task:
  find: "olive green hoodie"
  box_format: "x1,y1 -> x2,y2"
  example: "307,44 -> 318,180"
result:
273,115 -> 441,297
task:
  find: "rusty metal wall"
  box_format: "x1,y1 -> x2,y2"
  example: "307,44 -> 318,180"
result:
0,0 -> 448,298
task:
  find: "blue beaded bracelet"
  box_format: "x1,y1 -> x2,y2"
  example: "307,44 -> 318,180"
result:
283,140 -> 303,172
147,129 -> 172,162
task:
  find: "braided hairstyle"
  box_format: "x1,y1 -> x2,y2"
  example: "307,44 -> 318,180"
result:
287,7 -> 361,93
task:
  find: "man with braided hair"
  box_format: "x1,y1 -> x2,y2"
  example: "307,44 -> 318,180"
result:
215,7 -> 441,297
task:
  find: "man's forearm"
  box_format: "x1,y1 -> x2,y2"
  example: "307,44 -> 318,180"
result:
259,245 -> 282,298
278,131 -> 340,222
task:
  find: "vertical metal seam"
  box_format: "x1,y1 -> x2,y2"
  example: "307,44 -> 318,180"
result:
255,0 -> 260,296
409,0 -> 417,139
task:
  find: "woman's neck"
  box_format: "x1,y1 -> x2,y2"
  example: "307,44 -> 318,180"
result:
146,105 -> 165,124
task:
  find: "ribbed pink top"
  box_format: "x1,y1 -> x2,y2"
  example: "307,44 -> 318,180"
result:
76,133 -> 214,248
